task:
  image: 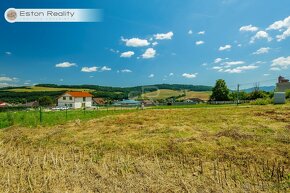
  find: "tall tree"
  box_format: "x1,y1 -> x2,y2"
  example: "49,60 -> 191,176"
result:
210,79 -> 230,101
38,96 -> 54,107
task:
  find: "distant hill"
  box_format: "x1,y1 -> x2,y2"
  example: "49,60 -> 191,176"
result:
242,86 -> 275,93
0,84 -> 213,103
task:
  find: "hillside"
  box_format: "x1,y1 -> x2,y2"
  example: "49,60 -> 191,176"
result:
141,89 -> 211,100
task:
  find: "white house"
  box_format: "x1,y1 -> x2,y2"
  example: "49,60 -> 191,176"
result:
58,91 -> 93,109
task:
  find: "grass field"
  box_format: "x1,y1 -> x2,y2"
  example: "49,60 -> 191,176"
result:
4,86 -> 91,92
0,104 -> 289,192
141,89 -> 211,100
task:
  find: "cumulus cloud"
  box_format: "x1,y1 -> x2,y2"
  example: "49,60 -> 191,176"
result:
0,76 -> 17,82
152,42 -> 158,46
148,74 -> 154,78
142,48 -> 156,59
267,16 -> 290,30
270,67 -> 281,71
120,51 -> 135,58
188,30 -> 193,35
154,32 -> 174,40
182,73 -> 198,79
219,44 -> 231,51
55,62 -> 77,68
81,67 -> 98,73
271,56 -> 290,70
100,66 -> 111,71
250,31 -> 272,43
239,25 -> 258,32
196,41 -> 204,45
197,31 -> 205,35
222,61 -> 245,67
121,69 -> 132,73
276,28 -> 290,41
5,52 -> 12,55
218,65 -> 258,74
121,37 -> 150,47
253,47 -> 270,55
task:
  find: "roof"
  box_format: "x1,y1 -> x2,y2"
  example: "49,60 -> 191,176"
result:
65,91 -> 93,97
93,98 -> 106,105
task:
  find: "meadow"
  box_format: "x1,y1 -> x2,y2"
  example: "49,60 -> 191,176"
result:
0,104 -> 289,192
141,89 -> 211,100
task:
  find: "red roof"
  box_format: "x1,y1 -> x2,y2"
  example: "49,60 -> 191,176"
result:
66,91 -> 93,97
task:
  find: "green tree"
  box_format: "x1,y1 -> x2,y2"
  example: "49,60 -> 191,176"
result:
210,79 -> 230,101
38,96 -> 54,107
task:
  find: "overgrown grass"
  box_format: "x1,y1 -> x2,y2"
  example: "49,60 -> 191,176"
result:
0,104 -> 289,192
0,109 -> 135,129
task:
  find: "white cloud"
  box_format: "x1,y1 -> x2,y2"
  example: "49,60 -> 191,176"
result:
263,74 -> 270,76
100,66 -> 111,71
182,73 -> 198,79
253,47 -> 270,55
223,61 -> 245,67
55,62 -> 77,68
121,37 -> 150,47
148,74 -> 154,78
154,32 -> 174,40
81,67 -> 98,73
250,31 -> 272,43
152,42 -> 158,46
214,58 -> 223,63
188,30 -> 193,35
142,48 -> 156,59
120,51 -> 135,58
197,31 -> 205,35
270,67 -> 281,71
223,65 -> 258,74
121,69 -> 132,73
271,56 -> 290,69
169,73 -> 174,76
196,41 -> 204,45
276,28 -> 290,41
239,25 -> 258,32
0,76 -> 14,82
267,16 -> 290,30
0,83 -> 10,87
219,44 -> 231,51
237,44 -> 242,47
109,49 -> 119,53
5,52 -> 12,55
201,63 -> 208,66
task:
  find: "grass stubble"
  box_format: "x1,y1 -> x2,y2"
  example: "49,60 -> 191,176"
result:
0,105 -> 289,192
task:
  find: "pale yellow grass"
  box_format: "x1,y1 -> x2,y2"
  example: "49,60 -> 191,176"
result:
141,89 -> 211,100
0,105 -> 289,192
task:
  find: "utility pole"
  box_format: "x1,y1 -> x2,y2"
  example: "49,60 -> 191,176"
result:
237,84 -> 240,106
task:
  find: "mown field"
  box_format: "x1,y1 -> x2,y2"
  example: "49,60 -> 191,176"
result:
141,89 -> 211,100
0,104 -> 289,192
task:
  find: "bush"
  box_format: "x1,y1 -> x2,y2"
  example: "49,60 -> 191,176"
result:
250,98 -> 273,105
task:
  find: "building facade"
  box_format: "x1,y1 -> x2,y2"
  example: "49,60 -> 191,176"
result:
58,91 -> 93,109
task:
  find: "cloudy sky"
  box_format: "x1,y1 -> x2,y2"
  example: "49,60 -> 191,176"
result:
0,0 -> 290,88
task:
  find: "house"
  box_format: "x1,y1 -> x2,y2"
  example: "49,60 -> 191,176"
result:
58,91 -> 93,109
0,101 -> 10,108
113,99 -> 141,106
92,98 -> 106,106
24,101 -> 39,108
276,76 -> 290,92
185,98 -> 204,104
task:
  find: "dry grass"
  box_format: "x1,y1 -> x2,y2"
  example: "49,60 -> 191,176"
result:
0,105 -> 289,192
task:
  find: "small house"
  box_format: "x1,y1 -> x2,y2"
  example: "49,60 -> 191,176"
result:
92,98 -> 106,106
58,91 -> 93,109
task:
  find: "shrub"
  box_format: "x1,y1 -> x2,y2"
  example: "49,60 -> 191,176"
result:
250,98 -> 273,105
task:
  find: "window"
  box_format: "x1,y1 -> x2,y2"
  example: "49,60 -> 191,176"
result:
69,97 -> 72,100
83,97 -> 86,102
63,97 -> 66,100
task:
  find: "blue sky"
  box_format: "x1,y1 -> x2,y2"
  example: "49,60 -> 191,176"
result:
0,0 -> 290,89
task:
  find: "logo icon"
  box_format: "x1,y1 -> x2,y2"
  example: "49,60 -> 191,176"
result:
5,8 -> 17,23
